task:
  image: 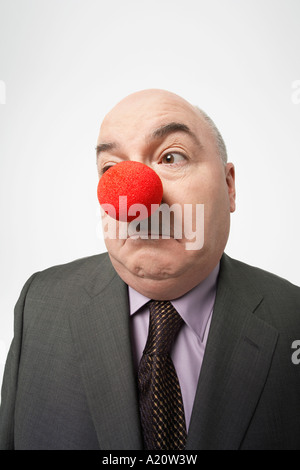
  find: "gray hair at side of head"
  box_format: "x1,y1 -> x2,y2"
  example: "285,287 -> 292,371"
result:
194,106 -> 228,166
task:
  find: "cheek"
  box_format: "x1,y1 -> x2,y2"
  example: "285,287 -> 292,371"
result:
104,236 -> 121,254
101,214 -> 126,250
185,170 -> 230,233
196,166 -> 229,208
162,165 -> 223,204
203,180 -> 230,225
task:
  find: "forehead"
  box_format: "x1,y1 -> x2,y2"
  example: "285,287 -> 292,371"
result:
98,93 -> 206,143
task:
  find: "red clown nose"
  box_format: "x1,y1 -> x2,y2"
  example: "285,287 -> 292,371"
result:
97,161 -> 163,222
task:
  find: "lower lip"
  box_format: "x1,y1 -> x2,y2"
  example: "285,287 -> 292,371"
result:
128,234 -> 173,239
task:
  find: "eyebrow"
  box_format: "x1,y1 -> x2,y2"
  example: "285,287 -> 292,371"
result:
96,142 -> 118,158
149,121 -> 201,147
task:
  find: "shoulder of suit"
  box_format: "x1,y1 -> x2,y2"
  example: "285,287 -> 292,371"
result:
24,252 -> 116,303
222,253 -> 300,293
221,253 -> 300,326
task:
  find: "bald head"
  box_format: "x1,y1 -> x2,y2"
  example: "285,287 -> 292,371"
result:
99,89 -> 227,166
104,89 -> 195,117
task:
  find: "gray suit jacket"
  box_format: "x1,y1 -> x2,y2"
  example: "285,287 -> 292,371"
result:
0,252 -> 300,450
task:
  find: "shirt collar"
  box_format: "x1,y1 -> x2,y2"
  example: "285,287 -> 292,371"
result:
128,263 -> 220,342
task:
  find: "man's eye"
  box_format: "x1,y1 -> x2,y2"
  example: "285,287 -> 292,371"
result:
161,153 -> 186,165
101,165 -> 114,175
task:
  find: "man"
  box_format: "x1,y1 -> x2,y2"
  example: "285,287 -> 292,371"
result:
0,89 -> 299,450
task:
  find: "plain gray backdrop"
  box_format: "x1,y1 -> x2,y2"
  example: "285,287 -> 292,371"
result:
0,0 -> 300,391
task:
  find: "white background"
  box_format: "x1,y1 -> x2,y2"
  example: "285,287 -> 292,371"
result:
0,0 -> 299,390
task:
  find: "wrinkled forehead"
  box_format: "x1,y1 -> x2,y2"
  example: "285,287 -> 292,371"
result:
98,92 -> 207,142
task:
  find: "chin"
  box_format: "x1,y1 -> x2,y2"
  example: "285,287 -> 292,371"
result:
128,244 -> 193,280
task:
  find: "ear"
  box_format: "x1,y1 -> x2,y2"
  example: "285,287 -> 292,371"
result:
225,163 -> 236,213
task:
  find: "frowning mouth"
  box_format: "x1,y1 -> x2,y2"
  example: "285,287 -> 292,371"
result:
128,232 -> 174,240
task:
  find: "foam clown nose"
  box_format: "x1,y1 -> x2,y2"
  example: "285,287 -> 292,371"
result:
97,161 -> 163,222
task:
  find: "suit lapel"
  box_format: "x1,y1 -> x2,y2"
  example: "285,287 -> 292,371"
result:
186,254 -> 279,450
69,254 -> 143,450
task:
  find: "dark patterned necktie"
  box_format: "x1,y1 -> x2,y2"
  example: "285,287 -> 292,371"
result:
138,300 -> 187,450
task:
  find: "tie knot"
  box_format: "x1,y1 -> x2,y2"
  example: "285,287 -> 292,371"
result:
144,300 -> 184,356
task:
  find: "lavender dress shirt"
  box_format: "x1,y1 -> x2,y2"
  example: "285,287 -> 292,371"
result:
128,263 -> 220,431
